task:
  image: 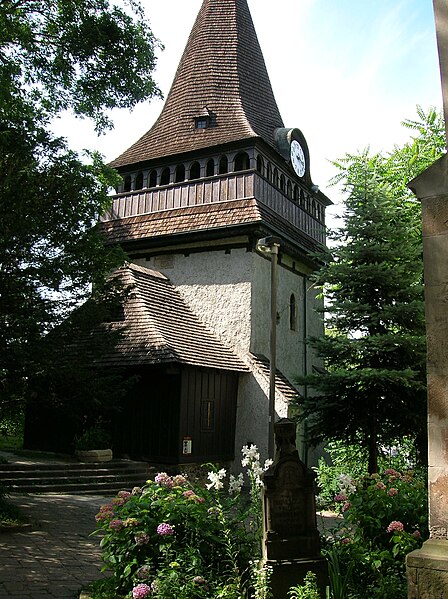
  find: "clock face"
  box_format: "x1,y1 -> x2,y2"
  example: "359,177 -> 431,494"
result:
290,140 -> 306,177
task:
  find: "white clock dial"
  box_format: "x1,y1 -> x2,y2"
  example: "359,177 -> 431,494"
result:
290,139 -> 306,177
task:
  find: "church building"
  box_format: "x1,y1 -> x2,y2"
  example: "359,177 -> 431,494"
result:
97,0 -> 330,465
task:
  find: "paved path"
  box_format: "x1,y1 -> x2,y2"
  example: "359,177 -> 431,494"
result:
0,494 -> 109,599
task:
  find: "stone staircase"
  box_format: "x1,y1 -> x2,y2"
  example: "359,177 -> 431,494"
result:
0,460 -> 155,495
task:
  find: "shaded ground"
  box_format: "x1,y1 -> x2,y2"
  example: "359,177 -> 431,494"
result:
0,494 -> 108,599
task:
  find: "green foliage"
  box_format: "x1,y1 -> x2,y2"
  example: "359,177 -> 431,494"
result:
327,468 -> 427,598
295,107 -> 445,473
92,447 -> 272,598
74,422 -> 112,451
316,438 -> 419,509
325,547 -> 351,599
251,563 -> 273,599
0,0 -> 162,131
288,572 -> 322,599
0,484 -> 27,526
82,577 -> 126,599
0,0 -> 161,423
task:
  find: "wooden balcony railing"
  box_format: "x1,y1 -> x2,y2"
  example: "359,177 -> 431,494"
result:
102,172 -> 325,245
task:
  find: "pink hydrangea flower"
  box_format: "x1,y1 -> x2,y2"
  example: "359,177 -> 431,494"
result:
388,488 -> 399,497
95,507 -> 114,522
109,519 -> 123,531
387,520 -> 404,533
155,472 -> 174,488
124,518 -> 139,528
384,469 -> 400,476
95,503 -> 115,521
118,490 -> 131,500
157,522 -> 174,536
341,537 -> 351,545
375,482 -> 386,491
342,501 -> 351,512
132,583 -> 152,598
134,532 -> 150,545
334,494 -> 347,502
412,530 -> 422,539
173,474 -> 188,486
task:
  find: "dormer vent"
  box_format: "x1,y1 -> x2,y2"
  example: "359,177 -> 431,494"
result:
194,107 -> 215,129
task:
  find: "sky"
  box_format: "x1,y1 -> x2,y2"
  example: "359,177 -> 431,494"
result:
52,0 -> 443,218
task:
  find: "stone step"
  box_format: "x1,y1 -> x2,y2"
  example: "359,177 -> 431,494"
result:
0,460 -> 149,472
0,472 -> 148,487
0,466 -> 151,479
0,459 -> 154,495
5,479 -> 147,495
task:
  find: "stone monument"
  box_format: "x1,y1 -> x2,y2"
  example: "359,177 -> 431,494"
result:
262,419 -> 328,598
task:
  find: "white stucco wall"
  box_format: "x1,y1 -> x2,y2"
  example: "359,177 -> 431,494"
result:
138,249 -> 253,356
251,253 -> 323,387
134,246 -> 324,465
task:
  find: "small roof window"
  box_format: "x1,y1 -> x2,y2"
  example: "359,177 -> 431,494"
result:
194,106 -> 215,129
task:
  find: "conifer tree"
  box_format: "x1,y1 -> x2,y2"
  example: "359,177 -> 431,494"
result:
295,108 -> 445,473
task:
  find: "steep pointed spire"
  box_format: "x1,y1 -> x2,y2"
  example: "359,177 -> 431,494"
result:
111,0 -> 284,168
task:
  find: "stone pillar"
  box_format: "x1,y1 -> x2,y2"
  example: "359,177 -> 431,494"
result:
406,154 -> 448,597
262,419 -> 328,598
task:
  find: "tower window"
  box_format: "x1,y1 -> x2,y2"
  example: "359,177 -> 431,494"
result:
189,161 -> 201,180
294,185 -> 300,202
218,155 -> 228,175
256,154 -> 264,175
160,167 -> 170,186
149,170 -> 157,188
234,151 -> 250,172
175,164 -> 186,183
135,171 -> 144,190
279,174 -> 285,192
267,163 -> 272,182
289,294 -> 297,331
123,175 -> 132,192
206,158 -> 215,177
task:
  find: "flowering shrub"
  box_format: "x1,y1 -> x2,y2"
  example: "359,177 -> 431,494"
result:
93,446 -> 272,598
328,468 -> 428,598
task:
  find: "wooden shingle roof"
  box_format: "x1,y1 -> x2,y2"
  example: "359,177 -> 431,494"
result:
100,199 -> 318,255
102,263 -> 248,372
248,353 -> 299,403
110,0 -> 284,168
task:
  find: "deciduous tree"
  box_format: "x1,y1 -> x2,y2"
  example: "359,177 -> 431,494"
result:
0,0 -> 161,422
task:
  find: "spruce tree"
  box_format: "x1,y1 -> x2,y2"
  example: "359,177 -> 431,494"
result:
295,108 -> 444,474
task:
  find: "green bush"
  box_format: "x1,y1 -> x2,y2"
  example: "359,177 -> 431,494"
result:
74,423 -> 112,451
326,468 -> 427,598
315,438 -> 419,510
92,446 -> 272,598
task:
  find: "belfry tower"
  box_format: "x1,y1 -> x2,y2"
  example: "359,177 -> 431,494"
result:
100,0 -> 331,464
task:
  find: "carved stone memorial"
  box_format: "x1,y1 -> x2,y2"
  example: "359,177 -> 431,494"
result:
262,419 -> 328,598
